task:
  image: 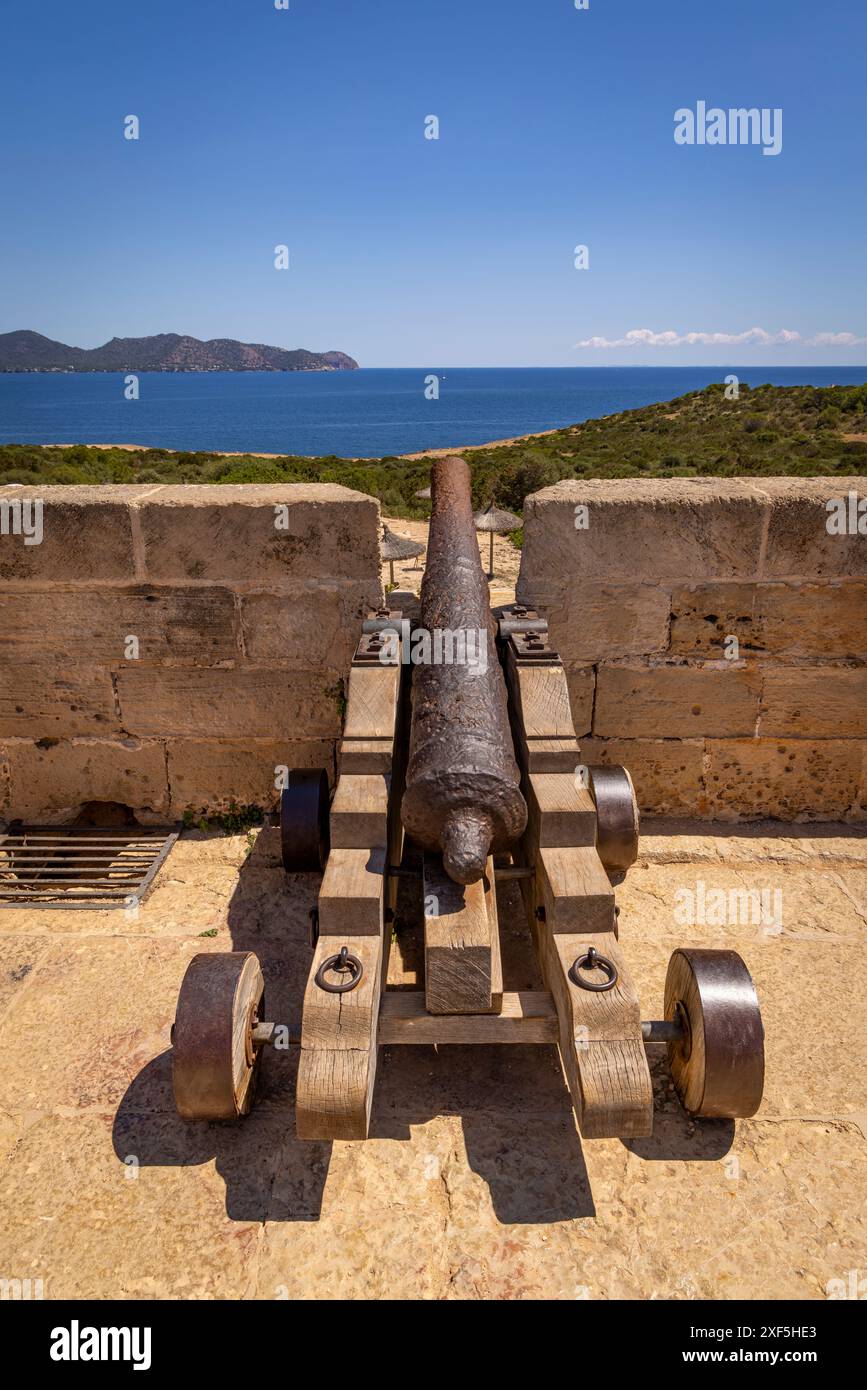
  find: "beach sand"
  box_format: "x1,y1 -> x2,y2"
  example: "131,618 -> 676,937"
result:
47,425 -> 567,462
380,514 -> 520,602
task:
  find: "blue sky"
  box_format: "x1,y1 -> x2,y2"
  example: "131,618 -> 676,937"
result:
1,0 -> 864,366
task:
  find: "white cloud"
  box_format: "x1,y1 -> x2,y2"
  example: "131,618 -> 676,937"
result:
808,332 -> 864,347
574,326 -> 867,349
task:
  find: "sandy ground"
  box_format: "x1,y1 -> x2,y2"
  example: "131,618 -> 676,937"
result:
381,515 -> 521,600
397,427 -> 563,459
46,428 -> 564,462
0,820 -> 864,1300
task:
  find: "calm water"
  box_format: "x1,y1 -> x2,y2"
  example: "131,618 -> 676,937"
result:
0,367 -> 864,458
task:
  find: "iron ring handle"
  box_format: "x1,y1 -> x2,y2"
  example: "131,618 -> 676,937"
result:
315,946 -> 364,994
568,946 -> 618,992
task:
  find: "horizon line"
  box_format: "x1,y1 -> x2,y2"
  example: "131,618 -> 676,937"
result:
3,363 -> 866,372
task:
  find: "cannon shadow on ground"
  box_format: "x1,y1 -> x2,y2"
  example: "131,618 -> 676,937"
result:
114,827 -> 731,1225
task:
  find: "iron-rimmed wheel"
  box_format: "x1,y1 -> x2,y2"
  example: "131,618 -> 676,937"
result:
280,768 -> 329,873
172,952 -> 265,1121
664,948 -> 765,1119
587,764 -> 640,876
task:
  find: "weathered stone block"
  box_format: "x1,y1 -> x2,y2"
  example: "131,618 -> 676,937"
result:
519,479 -> 766,584
669,583 -> 763,657
239,582 -> 373,667
761,667 -> 867,737
578,736 -> 706,817
138,485 -> 381,584
705,738 -> 863,820
594,662 -> 761,738
166,739 -> 334,816
0,487 -> 140,581
5,738 -> 169,821
0,586 -> 240,666
760,583 -> 867,659
0,665 -> 119,738
671,581 -> 867,660
757,477 -> 867,578
548,584 -> 670,662
116,668 -> 344,739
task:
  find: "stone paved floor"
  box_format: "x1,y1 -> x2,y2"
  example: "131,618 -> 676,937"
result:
0,822 -> 864,1300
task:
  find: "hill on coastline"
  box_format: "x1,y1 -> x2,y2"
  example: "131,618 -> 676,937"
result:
0,330 -> 358,372
1,382 -> 865,516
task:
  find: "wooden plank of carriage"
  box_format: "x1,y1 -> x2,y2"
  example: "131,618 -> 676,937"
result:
339,649 -> 401,773
522,736 -> 582,772
379,990 -> 557,1045
509,659 -> 576,740
535,846 -> 616,934
537,928 -> 652,1137
382,655 -> 410,987
296,929 -> 385,1141
296,640 -> 403,1141
423,853 -> 503,1015
339,738 -> 395,774
503,646 -> 581,772
343,663 -> 401,740
330,775 -> 390,849
524,772 -> 596,848
501,633 -> 651,1138
317,847 -> 387,936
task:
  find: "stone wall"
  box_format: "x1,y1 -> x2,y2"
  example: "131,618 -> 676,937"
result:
517,477 -> 867,820
0,484 -> 381,823
5,476 -> 866,826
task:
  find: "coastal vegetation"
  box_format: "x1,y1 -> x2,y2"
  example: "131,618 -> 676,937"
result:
1,381 -> 865,516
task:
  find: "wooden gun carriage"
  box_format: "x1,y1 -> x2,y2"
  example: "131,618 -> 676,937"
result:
172,457 -> 764,1140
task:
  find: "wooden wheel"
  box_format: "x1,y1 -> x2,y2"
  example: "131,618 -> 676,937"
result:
172,952 -> 265,1121
280,768 -> 330,872
664,948 -> 764,1118
587,764 -> 639,875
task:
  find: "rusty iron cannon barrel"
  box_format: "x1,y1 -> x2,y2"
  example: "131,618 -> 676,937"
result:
400,455 -> 527,884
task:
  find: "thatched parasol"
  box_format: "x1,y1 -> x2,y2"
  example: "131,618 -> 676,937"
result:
414,485 -> 431,500
380,523 -> 425,585
472,502 -> 522,579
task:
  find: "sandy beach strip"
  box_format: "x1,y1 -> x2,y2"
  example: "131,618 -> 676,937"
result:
43,424 -> 569,462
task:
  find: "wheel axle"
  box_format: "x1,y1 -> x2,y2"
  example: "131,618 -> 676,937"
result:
641,1018 -> 684,1044
172,946 -> 763,1124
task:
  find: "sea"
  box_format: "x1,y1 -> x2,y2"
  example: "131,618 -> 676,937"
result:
0,366 -> 864,459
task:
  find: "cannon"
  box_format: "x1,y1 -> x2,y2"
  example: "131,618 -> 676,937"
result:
401,455 -> 527,884
171,456 -> 764,1140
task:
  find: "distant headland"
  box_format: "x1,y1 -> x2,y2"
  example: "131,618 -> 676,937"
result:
0,330 -> 359,373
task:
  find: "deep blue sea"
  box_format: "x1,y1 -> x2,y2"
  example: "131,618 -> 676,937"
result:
0,366 -> 864,459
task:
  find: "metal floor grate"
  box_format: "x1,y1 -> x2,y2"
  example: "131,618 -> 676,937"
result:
0,825 -> 179,909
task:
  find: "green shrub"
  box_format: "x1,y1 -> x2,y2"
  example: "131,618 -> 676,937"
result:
2,382 -> 865,499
